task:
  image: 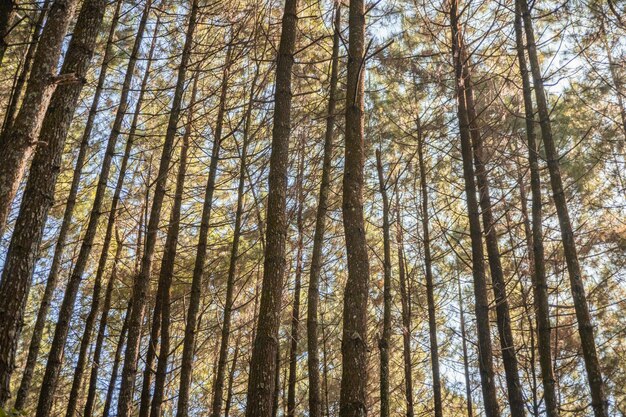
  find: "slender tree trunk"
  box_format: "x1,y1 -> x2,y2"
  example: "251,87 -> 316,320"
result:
67,15 -> 159,417
82,229 -> 124,417
0,0 -> 104,406
395,196 -> 414,417
244,0 -> 298,415
513,2 -> 559,415
457,275 -> 473,417
520,3 -> 608,416
176,39 -> 231,417
415,123 -> 443,417
31,4 -> 151,416
210,62 -> 257,417
448,3 -> 500,416
340,0 -> 370,415
117,2 -> 198,415
375,149 -> 391,417
149,71 -> 198,417
2,0 -> 50,132
599,18 -> 626,142
307,6 -> 340,417
461,49 -> 526,417
0,0 -> 79,237
224,333 -> 241,417
287,138 -> 306,417
101,300 -> 132,417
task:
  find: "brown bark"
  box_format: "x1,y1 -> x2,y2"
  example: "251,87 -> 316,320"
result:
457,275 -> 473,417
448,2 -> 500,416
339,0 -> 370,414
287,137 -> 306,417
307,5 -> 340,417
149,70 -> 198,417
395,197 -> 414,417
513,2 -> 559,415
0,0 -> 15,64
224,333 -> 241,417
116,2 -> 198,416
12,2 -> 121,410
31,3 -> 152,416
0,0 -> 103,407
0,0 -> 79,237
375,149 -> 391,417
175,39 -> 231,417
415,123 -> 443,417
102,300 -> 132,417
2,0 -> 50,132
244,0 -> 298,415
521,2 -> 608,416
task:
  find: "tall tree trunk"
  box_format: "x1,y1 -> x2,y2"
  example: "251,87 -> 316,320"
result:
0,0 -> 104,407
461,49 -> 526,417
339,0 -> 370,415
599,18 -> 626,142
102,300 -> 132,417
2,0 -> 50,132
513,2 -> 559,415
307,5 -> 340,417
395,196 -> 414,417
13,2 -> 121,409
149,70 -> 198,417
244,0 -> 298,415
0,0 -> 79,237
520,2 -> 608,415
31,4 -> 152,416
415,122 -> 443,417
66,15 -> 159,417
287,137 -> 306,417
116,2 -> 198,416
375,149 -> 391,417
457,274 -> 473,417
448,2 -> 500,416
210,61 -> 257,417
175,38 -> 231,417
82,228 -> 124,417
224,333 -> 241,417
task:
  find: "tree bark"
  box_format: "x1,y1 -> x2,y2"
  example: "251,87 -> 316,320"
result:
395,196 -> 414,417
12,2 -> 121,410
513,2 -> 559,415
339,0 -> 370,415
0,0 -> 79,237
31,4 -> 152,416
307,5 -> 340,417
457,275 -> 473,417
116,2 -> 198,416
0,0 -> 15,64
102,300 -> 132,417
415,122 -> 443,417
224,333 -> 241,417
520,2 -> 608,416
448,2 -> 500,416
375,149 -> 391,417
244,0 -> 298,415
0,0 -> 103,407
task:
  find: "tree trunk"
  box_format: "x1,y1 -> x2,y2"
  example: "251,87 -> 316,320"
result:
0,0 -> 79,237
224,333 -> 241,417
0,0 -> 15,64
521,2 -> 608,416
339,0 -> 370,415
415,122 -> 443,417
149,70 -> 198,417
175,37 -> 231,417
287,137 -> 306,417
461,48 -> 526,417
102,300 -> 132,417
457,275 -> 473,417
2,0 -> 50,132
448,2 -> 500,416
395,196 -> 414,417
244,0 -> 298,415
307,5 -> 340,417
513,2 -> 559,415
115,3 -> 197,416
12,2 -> 121,410
375,149 -> 391,417
31,4 -> 152,416
0,0 -> 103,407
